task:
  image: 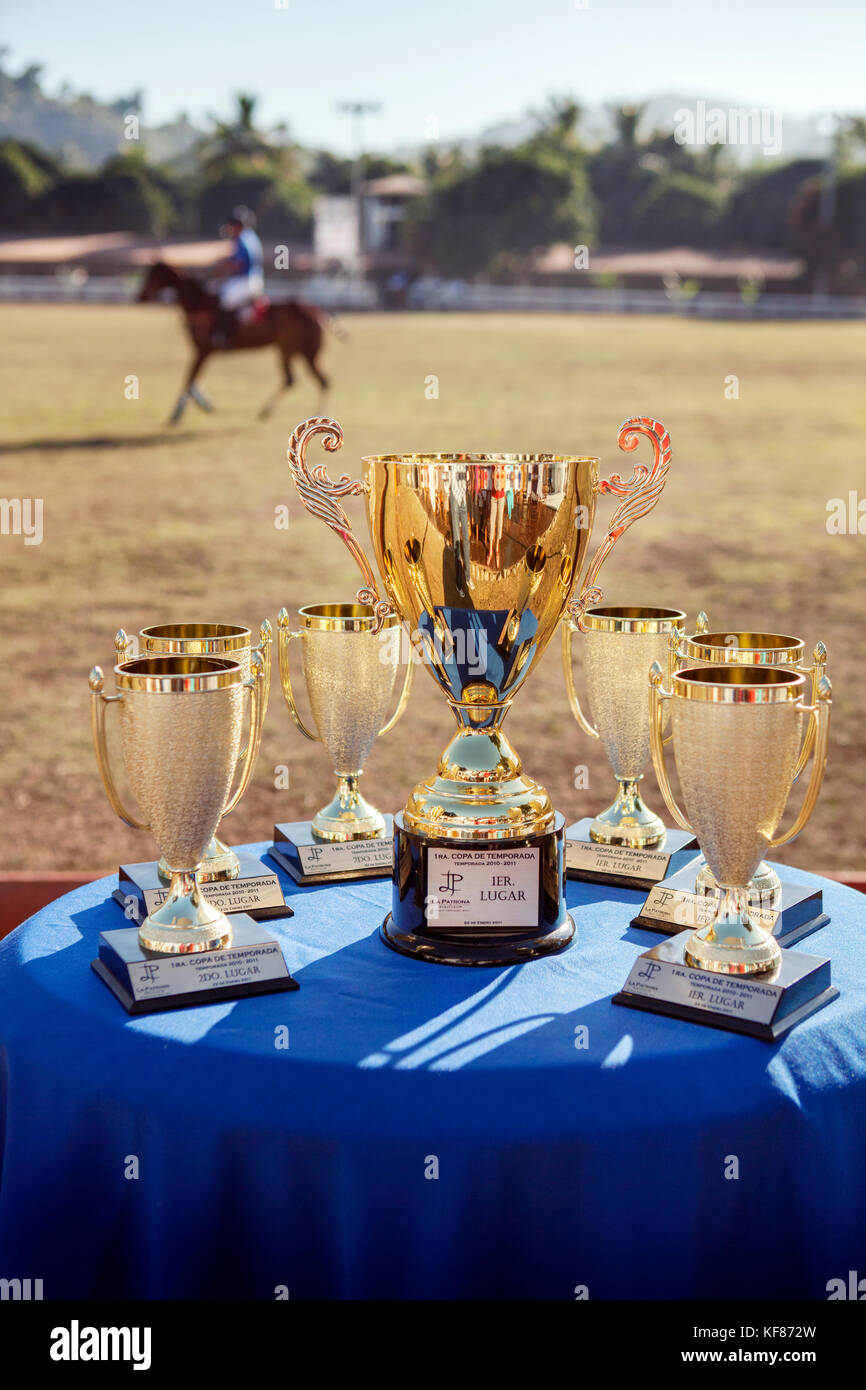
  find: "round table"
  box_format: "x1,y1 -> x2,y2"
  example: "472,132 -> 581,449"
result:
1,845 -> 864,1300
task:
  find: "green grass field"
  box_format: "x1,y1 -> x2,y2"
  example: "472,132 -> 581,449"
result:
1,303 -> 864,872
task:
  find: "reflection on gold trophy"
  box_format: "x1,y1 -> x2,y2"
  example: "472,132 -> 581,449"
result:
285,414 -> 671,964
674,614 -> 828,906
278,603 -> 412,840
114,621 -> 272,881
562,605 -> 686,847
89,654 -> 264,953
649,664 -> 831,974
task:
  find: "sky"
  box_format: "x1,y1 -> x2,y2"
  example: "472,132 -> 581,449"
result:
3,0 -> 865,153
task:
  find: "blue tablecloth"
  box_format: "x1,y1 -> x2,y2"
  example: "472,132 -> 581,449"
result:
1,846 -> 864,1300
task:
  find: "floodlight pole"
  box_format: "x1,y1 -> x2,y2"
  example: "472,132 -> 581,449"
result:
338,100 -> 382,272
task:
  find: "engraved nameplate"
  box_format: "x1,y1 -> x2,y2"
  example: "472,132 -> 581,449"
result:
426,847 -> 540,930
126,939 -> 289,1003
93,916 -> 298,1014
116,855 -> 290,923
622,948 -> 781,1025
297,838 -> 393,875
641,884 -> 778,933
613,930 -> 837,1040
566,839 -> 672,882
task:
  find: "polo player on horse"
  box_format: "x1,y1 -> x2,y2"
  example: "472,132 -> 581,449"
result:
212,205 -> 265,346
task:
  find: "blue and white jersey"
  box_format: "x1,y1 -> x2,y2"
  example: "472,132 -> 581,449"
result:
234,227 -> 263,276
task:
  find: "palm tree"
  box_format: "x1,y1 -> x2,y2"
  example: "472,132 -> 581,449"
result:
199,93 -> 278,172
609,103 -> 646,148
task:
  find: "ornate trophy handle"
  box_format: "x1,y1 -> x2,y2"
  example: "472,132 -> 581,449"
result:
287,416 -> 396,632
569,417 -> 672,632
252,618 -> 273,725
379,641 -> 414,736
223,651 -> 264,816
236,617 -> 273,761
791,642 -> 826,780
88,666 -> 149,831
277,609 -> 321,743
560,620 -> 599,740
115,629 -> 134,662
648,661 -> 693,833
671,610 -> 708,671
770,676 -> 832,848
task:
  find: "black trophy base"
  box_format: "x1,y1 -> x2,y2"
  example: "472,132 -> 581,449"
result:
630,864 -> 829,948
115,854 -> 291,923
269,817 -> 394,885
380,911 -> 575,966
91,915 -> 299,1015
613,930 -> 837,1041
565,818 -> 700,891
384,810 -> 574,966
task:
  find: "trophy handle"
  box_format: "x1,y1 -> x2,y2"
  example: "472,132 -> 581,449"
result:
560,620 -> 599,740
569,417 -> 672,632
88,666 -> 149,831
237,617 -> 273,761
252,618 -> 273,725
287,416 -> 396,632
790,641 -> 826,780
379,644 -> 414,736
648,661 -> 693,833
670,611 -> 707,675
770,676 -> 832,848
277,609 -> 321,743
223,652 -> 264,816
115,629 -> 133,662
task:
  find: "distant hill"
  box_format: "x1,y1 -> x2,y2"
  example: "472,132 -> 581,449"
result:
0,60 -> 202,167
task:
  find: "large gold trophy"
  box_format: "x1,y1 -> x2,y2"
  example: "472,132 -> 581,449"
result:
286,414 -> 671,964
648,664 -> 831,974
89,654 -> 264,953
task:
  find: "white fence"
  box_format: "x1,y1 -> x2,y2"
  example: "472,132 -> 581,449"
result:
406,278 -> 866,320
0,272 -> 864,319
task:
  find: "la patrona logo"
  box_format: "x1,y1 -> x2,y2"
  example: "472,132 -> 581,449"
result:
49,1320 -> 152,1370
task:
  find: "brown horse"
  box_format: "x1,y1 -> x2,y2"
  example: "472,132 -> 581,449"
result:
138,261 -> 330,425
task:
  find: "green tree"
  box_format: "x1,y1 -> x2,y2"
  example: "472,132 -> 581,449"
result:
724,159 -> 823,249
630,172 -> 723,247
791,166 -> 866,290
0,140 -> 50,228
42,155 -> 175,235
587,105 -> 654,243
308,149 -> 353,195
197,160 -> 313,239
411,144 -> 594,277
199,93 -> 273,170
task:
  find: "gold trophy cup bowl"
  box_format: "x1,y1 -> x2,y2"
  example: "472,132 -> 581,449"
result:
649,663 -> 831,975
277,602 -> 412,840
675,613 -> 828,905
115,620 -> 272,881
90,654 -> 264,954
562,605 -> 686,847
285,414 -> 672,964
